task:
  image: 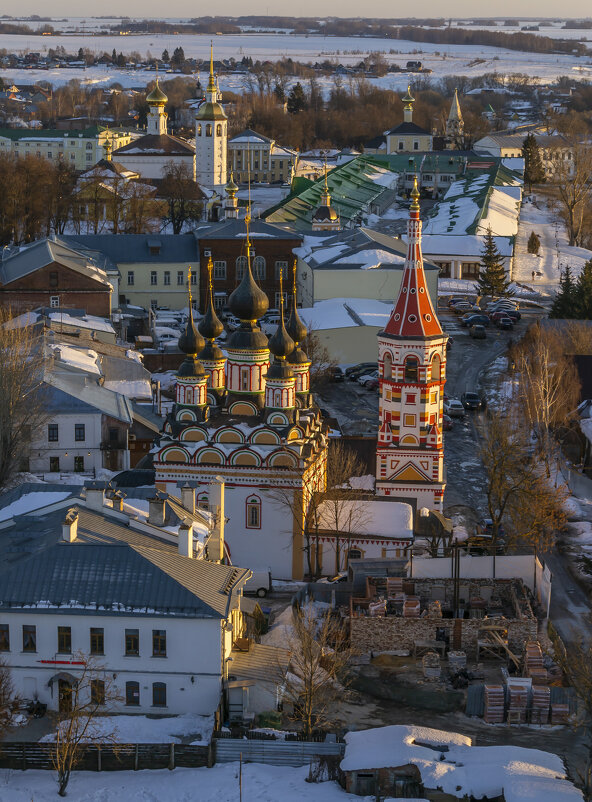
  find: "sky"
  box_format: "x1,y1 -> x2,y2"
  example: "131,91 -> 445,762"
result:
8,6 -> 592,18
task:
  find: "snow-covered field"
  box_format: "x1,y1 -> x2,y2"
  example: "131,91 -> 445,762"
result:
1,29 -> 591,92
512,194 -> 592,291
0,764 -> 356,802
39,712 -> 215,745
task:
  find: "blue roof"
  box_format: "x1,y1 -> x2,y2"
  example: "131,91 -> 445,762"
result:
62,234 -> 198,264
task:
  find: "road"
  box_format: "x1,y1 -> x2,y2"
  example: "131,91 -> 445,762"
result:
544,551 -> 592,647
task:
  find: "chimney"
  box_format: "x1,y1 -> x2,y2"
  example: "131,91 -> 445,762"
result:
62,509 -> 79,542
178,523 -> 194,558
148,493 -> 167,527
85,482 -> 107,511
208,476 -> 225,563
181,483 -> 195,515
112,490 -> 126,512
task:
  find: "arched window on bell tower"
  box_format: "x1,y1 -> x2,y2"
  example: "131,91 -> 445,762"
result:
430,353 -> 441,381
383,352 -> 392,379
404,356 -> 419,382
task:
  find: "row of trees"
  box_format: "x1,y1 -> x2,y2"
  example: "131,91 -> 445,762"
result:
551,261 -> 592,320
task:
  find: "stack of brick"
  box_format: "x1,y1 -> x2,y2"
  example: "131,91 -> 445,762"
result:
427,600 -> 442,618
551,702 -> 569,725
403,596 -> 420,617
530,686 -> 550,725
387,578 -> 404,598
507,684 -> 528,724
524,642 -> 548,685
448,651 -> 467,672
484,684 -> 505,723
422,651 -> 441,681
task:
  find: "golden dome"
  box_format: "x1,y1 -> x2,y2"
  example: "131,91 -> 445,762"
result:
146,80 -> 168,105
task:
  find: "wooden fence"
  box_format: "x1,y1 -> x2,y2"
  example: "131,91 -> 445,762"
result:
0,742 -> 212,772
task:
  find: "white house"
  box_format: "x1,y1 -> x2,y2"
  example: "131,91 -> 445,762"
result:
0,482 -> 250,718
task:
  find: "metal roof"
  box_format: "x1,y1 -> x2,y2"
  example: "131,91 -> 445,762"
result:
62,234 -> 198,265
43,372 -> 134,423
195,218 -> 301,242
0,542 -> 247,618
0,238 -> 112,287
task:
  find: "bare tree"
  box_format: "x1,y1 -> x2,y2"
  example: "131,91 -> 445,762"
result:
160,161 -> 204,234
301,327 -> 338,392
50,652 -> 121,796
0,658 -> 20,738
0,309 -> 47,490
550,122 -> 592,247
279,606 -> 352,738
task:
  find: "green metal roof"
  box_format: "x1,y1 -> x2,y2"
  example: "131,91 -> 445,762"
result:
0,125 -> 128,140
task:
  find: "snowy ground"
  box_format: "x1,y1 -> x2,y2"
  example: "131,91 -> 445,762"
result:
39,713 -> 215,745
0,764 -> 357,802
512,194 -> 592,292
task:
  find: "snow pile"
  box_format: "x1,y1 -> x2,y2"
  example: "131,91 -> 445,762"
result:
48,344 -> 101,374
40,713 -> 215,745
49,312 -> 115,334
103,379 -> 152,400
335,248 -> 405,270
0,491 -> 72,522
342,725 -> 582,802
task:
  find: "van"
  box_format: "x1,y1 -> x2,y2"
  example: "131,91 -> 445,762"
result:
243,569 -> 272,597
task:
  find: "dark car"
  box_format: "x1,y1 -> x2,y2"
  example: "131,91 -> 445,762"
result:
478,518 -> 505,539
489,310 -> 514,323
461,314 -> 489,328
504,309 -> 521,321
461,391 -> 486,411
496,317 -> 514,330
345,362 -> 378,379
442,414 -> 453,431
329,366 -> 345,382
366,377 -> 379,391
469,324 -> 486,339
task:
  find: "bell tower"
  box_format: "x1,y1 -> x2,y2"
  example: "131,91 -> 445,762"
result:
195,44 -> 227,190
375,178 -> 448,511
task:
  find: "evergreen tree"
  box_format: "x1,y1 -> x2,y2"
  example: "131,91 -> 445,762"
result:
287,82 -> 306,114
161,49 -> 170,63
550,265 -> 577,319
477,227 -> 512,298
522,133 -> 546,192
171,46 -> 185,67
574,259 -> 592,319
111,48 -> 117,62
527,230 -> 541,255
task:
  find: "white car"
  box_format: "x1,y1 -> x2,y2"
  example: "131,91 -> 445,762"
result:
357,371 -> 378,387
443,398 -> 465,418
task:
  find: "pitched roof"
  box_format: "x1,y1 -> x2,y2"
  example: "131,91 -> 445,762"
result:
228,128 -> 273,145
0,542 -> 247,618
0,125 -> 120,141
195,218 -> 301,242
43,372 -> 134,423
116,133 -> 194,156
0,239 -> 112,287
62,234 -> 198,264
386,121 -> 431,136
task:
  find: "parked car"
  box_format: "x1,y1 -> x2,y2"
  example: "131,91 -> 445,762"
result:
461,314 -> 490,328
448,296 -> 468,307
243,570 -> 272,598
442,414 -> 454,431
366,377 -> 379,391
469,324 -> 486,339
329,366 -> 345,382
358,370 -> 379,387
496,317 -> 514,331
345,362 -> 377,379
348,364 -> 378,382
489,310 -> 514,323
478,518 -> 506,539
504,309 -> 521,321
443,398 -> 465,417
461,391 -> 486,411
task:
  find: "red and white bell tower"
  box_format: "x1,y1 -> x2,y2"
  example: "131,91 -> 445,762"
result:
376,178 -> 448,512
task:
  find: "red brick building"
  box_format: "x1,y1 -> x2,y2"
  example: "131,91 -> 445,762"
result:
195,219 -> 302,313
0,239 -> 112,317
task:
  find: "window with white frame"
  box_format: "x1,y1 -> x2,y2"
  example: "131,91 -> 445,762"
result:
253,256 -> 266,281
213,260 -> 227,280
236,255 -> 247,280
150,271 -> 157,286
127,271 -> 134,286
246,495 -> 261,529
275,260 -> 288,280
50,296 -> 60,308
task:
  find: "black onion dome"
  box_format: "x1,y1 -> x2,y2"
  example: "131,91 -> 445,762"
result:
267,360 -> 293,380
198,299 -> 224,341
178,310 -> 205,355
228,260 -> 268,322
268,316 -> 294,360
227,322 -> 269,351
286,296 -> 307,344
199,340 -> 224,361
288,346 -> 310,365
177,355 -> 205,378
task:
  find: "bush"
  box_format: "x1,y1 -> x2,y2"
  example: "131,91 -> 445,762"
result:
527,230 -> 541,255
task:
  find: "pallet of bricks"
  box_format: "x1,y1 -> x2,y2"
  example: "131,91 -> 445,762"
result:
484,684 -> 505,723
530,685 -> 550,725
507,683 -> 528,725
524,642 -> 547,686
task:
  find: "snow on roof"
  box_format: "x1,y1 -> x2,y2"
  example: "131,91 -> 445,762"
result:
298,298 -> 391,331
103,379 -> 152,401
0,491 -> 72,523
335,248 -> 405,270
48,312 -> 115,334
417,234 -> 514,258
342,725 -> 582,802
49,344 -> 101,375
477,186 -> 521,237
316,498 -> 413,539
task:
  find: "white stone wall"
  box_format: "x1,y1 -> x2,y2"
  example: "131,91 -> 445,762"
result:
29,412 -> 104,474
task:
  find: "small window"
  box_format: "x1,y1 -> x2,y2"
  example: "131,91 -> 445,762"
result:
125,628 -> 139,656
197,124 -> 202,136
74,456 -> 84,472
153,682 -> 166,707
191,271 -> 196,286
275,260 -> 288,280
206,124 -> 212,137
163,271 -> 171,286
398,141 -> 404,150
213,260 -> 226,280
90,627 -> 104,655
58,627 -> 72,654
0,624 -> 9,652
213,294 -> 226,310
177,270 -> 184,286
197,493 -> 209,510
150,271 -> 157,286
216,124 -> 222,136
240,367 -> 250,392
23,625 -> 36,653
91,679 -> 105,706
50,296 -> 60,308
152,629 -> 166,657
49,270 -> 58,287
151,299 -> 158,310
109,427 -> 119,442
246,495 -> 261,529
126,681 -> 140,706
413,141 -> 419,150
149,245 -> 160,256
274,292 -> 287,310
75,424 -> 85,442
253,255 -> 266,281
404,357 -> 419,382
127,271 -> 134,286
86,142 -> 93,150
236,255 -> 247,280
403,414 -> 416,427
48,424 -> 58,442
49,456 -> 60,472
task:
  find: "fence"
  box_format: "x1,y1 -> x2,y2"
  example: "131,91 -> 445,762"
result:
0,742 -> 211,772
214,738 -> 345,767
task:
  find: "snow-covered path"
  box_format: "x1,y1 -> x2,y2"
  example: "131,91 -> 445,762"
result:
512,195 -> 592,293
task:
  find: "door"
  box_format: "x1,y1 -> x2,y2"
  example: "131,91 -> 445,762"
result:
58,680 -> 72,714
